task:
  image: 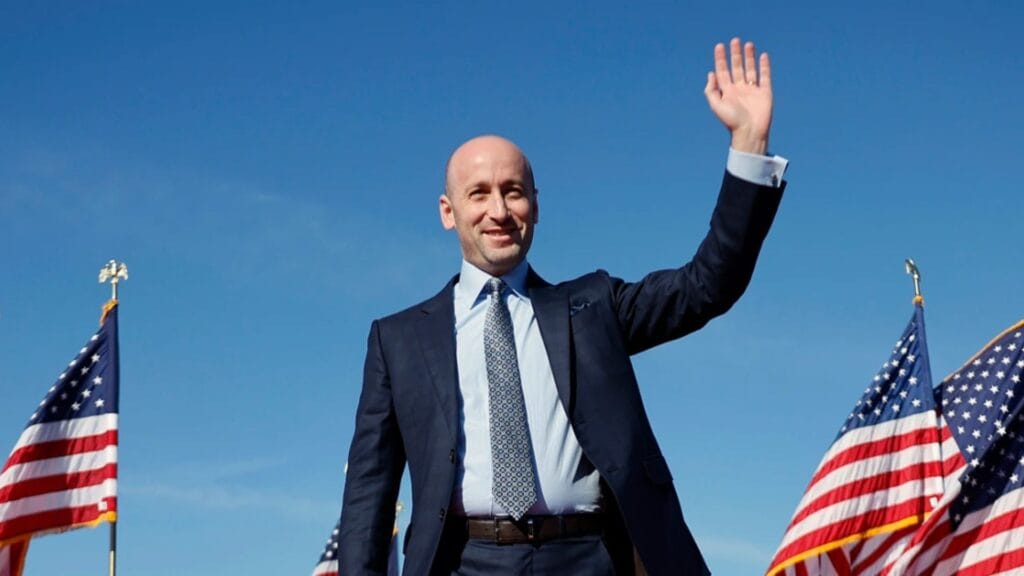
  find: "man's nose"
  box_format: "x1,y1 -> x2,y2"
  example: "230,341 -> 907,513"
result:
487,193 -> 509,220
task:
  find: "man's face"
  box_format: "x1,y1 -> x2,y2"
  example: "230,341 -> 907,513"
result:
440,137 -> 538,277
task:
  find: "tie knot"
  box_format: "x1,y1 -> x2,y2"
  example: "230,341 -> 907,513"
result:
487,277 -> 505,299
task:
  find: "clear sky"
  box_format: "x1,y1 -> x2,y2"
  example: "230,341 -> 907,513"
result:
2,2 -> 1022,575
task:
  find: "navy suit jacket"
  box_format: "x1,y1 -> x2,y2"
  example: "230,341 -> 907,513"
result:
339,172 -> 784,575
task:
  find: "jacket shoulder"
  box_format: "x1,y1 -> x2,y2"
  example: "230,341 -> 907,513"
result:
555,269 -> 618,296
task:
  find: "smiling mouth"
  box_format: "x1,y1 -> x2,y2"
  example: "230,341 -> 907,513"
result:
484,229 -> 517,238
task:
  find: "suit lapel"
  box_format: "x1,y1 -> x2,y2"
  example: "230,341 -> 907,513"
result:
414,276 -> 459,441
528,269 -> 572,413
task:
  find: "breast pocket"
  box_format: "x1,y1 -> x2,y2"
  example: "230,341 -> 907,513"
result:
571,300 -> 630,368
569,297 -> 609,337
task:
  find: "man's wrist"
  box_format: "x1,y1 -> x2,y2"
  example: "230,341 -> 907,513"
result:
730,129 -> 768,156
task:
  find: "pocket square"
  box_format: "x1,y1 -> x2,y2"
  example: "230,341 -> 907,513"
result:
569,300 -> 592,316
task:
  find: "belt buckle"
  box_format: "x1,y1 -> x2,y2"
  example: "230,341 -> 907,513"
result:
526,517 -> 536,542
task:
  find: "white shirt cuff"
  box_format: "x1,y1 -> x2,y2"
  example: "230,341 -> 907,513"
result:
727,148 -> 788,187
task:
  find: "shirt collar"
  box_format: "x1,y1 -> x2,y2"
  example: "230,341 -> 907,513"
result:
456,259 -> 530,306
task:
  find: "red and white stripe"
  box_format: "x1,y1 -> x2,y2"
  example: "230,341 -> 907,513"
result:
0,538 -> 28,576
881,419 -> 1024,575
0,414 -> 118,543
937,421 -> 966,492
774,514 -> 921,576
312,558 -> 338,576
768,411 -> 946,576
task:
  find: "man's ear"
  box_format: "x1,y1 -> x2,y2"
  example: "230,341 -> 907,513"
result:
532,188 -> 539,224
439,194 -> 456,230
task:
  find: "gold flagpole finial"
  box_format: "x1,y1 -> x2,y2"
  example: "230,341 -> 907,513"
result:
98,260 -> 129,301
904,258 -> 923,305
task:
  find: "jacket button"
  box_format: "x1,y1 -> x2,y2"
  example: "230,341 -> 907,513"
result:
439,508 -> 446,521
449,449 -> 455,463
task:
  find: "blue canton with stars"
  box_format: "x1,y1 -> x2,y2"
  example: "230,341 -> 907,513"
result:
316,519 -> 340,564
939,322 -> 1024,527
840,305 -> 935,438
28,305 -> 120,427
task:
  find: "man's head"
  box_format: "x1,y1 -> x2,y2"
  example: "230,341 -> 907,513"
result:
440,135 -> 538,277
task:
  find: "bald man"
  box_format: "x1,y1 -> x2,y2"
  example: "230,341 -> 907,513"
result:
338,39 -> 788,576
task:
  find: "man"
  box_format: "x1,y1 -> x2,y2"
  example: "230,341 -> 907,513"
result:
339,38 -> 787,575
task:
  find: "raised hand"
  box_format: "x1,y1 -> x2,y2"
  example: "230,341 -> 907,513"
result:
704,38 -> 773,155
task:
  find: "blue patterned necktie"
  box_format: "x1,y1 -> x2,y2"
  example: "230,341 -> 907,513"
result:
484,277 -> 537,520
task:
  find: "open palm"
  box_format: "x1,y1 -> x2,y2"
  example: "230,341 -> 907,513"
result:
704,38 -> 773,155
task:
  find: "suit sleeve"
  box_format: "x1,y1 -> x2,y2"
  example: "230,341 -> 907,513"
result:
338,319 -> 406,574
608,170 -> 784,354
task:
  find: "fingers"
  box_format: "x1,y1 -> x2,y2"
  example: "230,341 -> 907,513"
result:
729,38 -> 743,84
715,37 -> 768,86
744,41 -> 757,84
704,71 -> 720,102
713,42 -> 730,88
759,52 -> 771,89
704,71 -> 727,117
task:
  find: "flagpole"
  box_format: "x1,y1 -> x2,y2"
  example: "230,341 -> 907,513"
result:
98,260 -> 127,576
904,258 -> 923,305
108,521 -> 116,576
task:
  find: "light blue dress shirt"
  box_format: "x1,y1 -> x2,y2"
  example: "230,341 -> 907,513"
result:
450,149 -> 787,517
452,259 -> 599,517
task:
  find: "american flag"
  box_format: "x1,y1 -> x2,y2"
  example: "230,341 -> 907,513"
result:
312,517 -> 398,576
0,302 -> 120,575
0,539 -> 27,576
767,304 -> 947,576
312,519 -> 341,576
883,321 -> 1024,575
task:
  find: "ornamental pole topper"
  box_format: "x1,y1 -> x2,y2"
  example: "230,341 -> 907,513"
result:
98,260 -> 129,301
904,258 -> 922,303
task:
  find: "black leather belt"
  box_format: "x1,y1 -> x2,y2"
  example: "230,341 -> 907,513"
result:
462,514 -> 604,544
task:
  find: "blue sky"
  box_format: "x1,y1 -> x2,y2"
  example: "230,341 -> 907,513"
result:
2,2 -> 1022,575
